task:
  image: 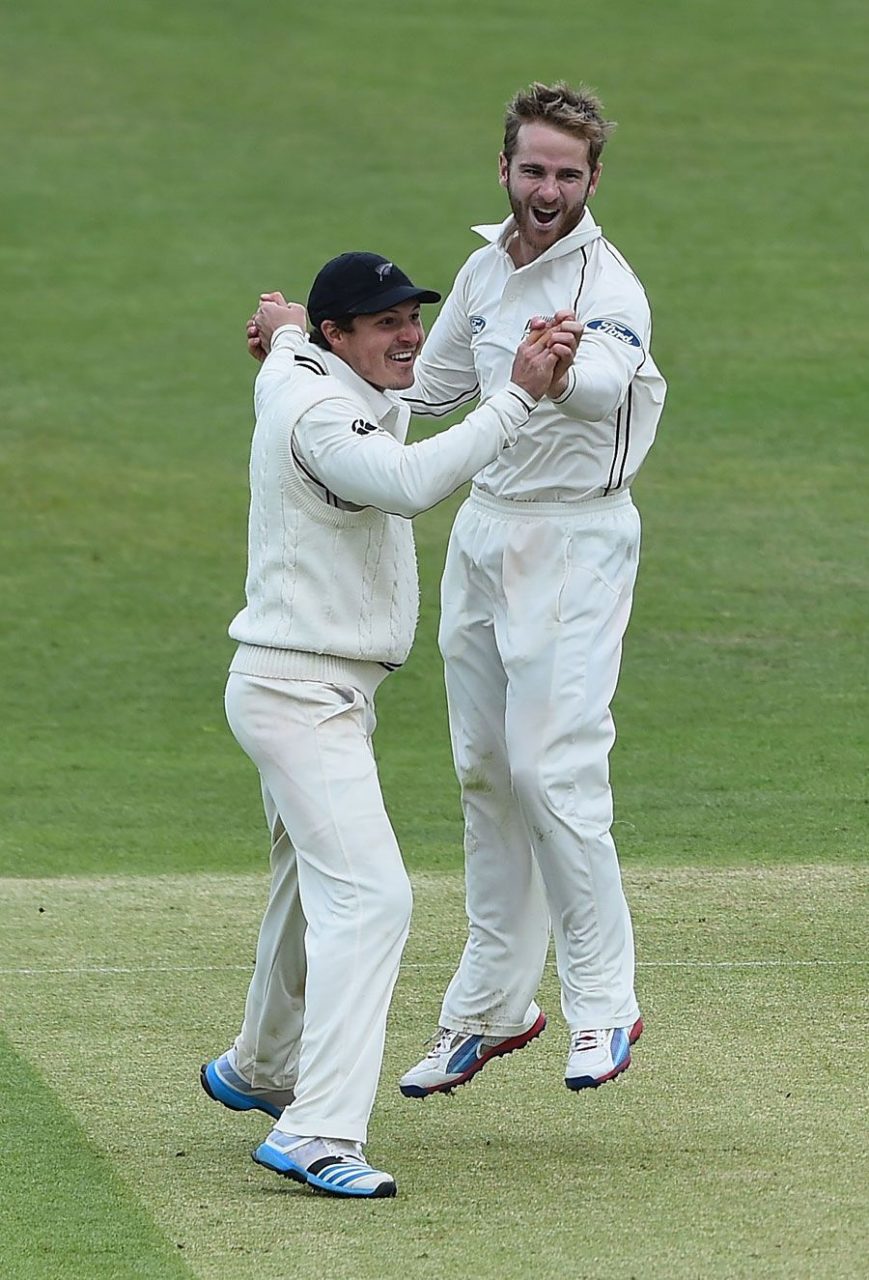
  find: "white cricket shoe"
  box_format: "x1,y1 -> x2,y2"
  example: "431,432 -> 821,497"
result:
252,1131 -> 396,1198
564,1016 -> 643,1091
399,1011 -> 547,1098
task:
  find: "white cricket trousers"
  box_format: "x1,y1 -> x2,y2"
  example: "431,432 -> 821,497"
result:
223,672 -> 412,1144
438,486 -> 642,1035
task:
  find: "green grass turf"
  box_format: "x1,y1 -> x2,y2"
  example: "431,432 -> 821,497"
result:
1,0 -> 866,877
0,1030 -> 192,1278
1,0 -> 867,1275
1,867 -> 866,1279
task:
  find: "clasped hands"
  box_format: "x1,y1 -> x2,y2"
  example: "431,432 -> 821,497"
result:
246,292 -> 305,363
514,311 -> 582,401
245,294 -> 581,402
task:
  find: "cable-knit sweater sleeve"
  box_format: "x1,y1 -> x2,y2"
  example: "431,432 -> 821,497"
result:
295,384 -> 535,518
253,324 -> 307,416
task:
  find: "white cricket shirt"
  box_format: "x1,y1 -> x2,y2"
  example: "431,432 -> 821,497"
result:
404,209 -> 667,502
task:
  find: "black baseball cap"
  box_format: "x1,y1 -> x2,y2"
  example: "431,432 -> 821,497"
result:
307,252 -> 441,328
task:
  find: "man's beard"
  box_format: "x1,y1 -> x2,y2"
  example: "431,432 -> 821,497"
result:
507,184 -> 589,250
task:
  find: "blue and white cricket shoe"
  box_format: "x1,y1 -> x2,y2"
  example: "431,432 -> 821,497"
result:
252,1131 -> 396,1199
200,1052 -> 295,1121
564,1017 -> 643,1090
399,1011 -> 547,1098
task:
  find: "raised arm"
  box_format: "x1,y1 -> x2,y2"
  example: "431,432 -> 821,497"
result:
248,300 -> 310,417
294,323 -> 574,518
551,282 -> 652,422
400,267 -> 481,419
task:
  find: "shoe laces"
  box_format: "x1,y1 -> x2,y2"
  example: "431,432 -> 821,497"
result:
570,1028 -> 608,1053
428,1026 -> 463,1057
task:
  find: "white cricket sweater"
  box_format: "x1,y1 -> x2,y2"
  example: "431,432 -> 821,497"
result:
229,329 -> 535,695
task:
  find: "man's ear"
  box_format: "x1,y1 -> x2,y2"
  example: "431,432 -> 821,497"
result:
588,163 -> 603,198
320,320 -> 341,351
498,151 -> 509,189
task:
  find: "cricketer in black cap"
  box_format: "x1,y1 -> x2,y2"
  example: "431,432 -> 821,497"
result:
306,252 -> 441,330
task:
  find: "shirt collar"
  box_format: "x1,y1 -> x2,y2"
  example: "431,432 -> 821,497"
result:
318,346 -> 408,425
471,207 -> 602,264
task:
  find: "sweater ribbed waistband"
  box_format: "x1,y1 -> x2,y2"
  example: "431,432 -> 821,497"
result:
469,485 -> 633,520
228,644 -> 393,702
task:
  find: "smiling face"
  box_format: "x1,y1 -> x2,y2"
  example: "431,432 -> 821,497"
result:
322,301 -> 425,391
499,122 -> 601,266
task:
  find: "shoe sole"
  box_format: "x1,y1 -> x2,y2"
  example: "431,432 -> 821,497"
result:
199,1063 -> 282,1120
251,1147 -> 396,1199
399,1011 -> 547,1099
564,1053 -> 631,1091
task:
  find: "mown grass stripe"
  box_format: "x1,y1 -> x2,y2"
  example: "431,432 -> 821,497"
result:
0,1031 -> 193,1280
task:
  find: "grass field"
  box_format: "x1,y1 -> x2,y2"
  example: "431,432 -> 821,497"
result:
2,866 -> 866,1279
1,0 -> 867,1275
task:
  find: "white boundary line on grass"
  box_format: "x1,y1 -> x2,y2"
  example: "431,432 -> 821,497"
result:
0,959 -> 866,977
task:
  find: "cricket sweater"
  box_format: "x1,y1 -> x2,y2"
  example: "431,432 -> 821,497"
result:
229,328 -> 535,694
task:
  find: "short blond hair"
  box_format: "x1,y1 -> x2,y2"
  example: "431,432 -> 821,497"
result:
503,81 -> 616,170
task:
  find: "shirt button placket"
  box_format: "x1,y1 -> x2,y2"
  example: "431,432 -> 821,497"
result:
501,277 -> 520,330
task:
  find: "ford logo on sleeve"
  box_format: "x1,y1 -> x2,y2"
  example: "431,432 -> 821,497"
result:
470,315 -> 486,334
586,318 -> 642,347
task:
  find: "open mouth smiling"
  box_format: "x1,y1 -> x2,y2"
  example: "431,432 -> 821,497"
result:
531,207 -> 559,227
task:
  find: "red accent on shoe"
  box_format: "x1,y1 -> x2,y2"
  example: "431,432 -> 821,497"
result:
424,1011 -> 547,1096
